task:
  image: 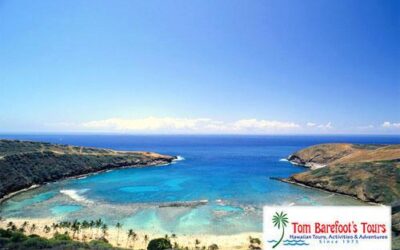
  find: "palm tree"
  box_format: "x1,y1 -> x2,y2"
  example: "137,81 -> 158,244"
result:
131,231 -> 138,248
21,221 -> 29,230
6,221 -> 14,230
71,220 -> 80,239
95,219 -> 103,239
81,220 -> 89,239
89,220 -> 95,239
101,224 -> 108,238
272,211 -> 288,248
30,224 -> 36,233
171,233 -> 177,247
115,222 -> 123,246
59,221 -> 71,236
195,239 -> 201,250
51,222 -> 59,233
126,229 -> 133,248
43,225 -> 51,234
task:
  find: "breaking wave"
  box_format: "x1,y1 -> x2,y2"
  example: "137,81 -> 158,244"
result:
60,189 -> 93,204
175,155 -> 185,161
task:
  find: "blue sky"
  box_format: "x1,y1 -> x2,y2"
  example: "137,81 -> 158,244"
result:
0,0 -> 399,134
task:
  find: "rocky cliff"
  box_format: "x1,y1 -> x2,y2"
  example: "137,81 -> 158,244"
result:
285,143 -> 400,248
0,140 -> 176,200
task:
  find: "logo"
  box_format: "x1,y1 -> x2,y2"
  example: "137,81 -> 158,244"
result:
271,211 -> 288,248
268,211 -> 309,248
263,206 -> 391,250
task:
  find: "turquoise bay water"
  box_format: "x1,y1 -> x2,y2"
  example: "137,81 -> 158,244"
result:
1,135 -> 399,234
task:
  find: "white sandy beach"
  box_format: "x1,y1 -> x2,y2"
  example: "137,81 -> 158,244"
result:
0,218 -> 262,249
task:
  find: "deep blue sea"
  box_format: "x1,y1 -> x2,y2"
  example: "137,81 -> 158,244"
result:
1,135 -> 399,234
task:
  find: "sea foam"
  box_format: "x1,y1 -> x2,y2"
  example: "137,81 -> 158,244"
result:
60,189 -> 93,204
175,155 -> 185,161
171,155 -> 185,164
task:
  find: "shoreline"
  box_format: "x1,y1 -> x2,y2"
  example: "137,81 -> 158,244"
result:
272,176 -> 379,205
283,159 -> 379,205
0,159 -> 176,205
0,184 -> 41,204
0,218 -> 262,250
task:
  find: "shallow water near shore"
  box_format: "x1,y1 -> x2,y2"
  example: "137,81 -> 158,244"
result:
1,135 -> 399,235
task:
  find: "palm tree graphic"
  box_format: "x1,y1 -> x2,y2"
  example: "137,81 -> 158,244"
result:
272,211 -> 288,248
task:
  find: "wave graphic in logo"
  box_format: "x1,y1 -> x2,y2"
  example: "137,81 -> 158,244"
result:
268,239 -> 309,246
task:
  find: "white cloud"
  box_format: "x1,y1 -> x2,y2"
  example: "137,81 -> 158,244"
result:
357,124 -> 374,129
81,117 -> 215,131
382,121 -> 400,128
233,119 -> 300,130
305,122 -> 333,129
317,122 -> 333,129
76,117 -> 301,133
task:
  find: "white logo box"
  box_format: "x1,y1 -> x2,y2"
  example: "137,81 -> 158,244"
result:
263,206 -> 391,250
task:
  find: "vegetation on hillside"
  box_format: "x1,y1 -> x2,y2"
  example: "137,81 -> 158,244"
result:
286,143 -> 400,249
289,160 -> 400,204
288,143 -> 400,166
0,140 -> 175,199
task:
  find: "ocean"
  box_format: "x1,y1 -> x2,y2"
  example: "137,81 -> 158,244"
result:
0,134 -> 399,235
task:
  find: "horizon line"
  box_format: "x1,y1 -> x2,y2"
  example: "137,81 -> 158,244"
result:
1,132 -> 400,137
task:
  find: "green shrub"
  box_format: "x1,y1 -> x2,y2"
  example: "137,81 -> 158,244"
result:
0,229 -> 13,238
10,231 -> 27,242
52,232 -> 71,241
88,239 -> 114,249
147,238 -> 172,250
22,237 -> 51,249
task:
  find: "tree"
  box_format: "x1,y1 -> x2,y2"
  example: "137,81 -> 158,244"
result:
147,238 -> 172,250
71,220 -> 80,239
144,234 -> 149,246
30,224 -> 37,233
170,233 -> 177,247
81,220 -> 89,239
51,223 -> 58,233
115,222 -> 123,246
272,211 -> 288,248
208,244 -> 219,250
7,221 -> 14,230
132,231 -> 138,248
126,229 -> 134,248
95,219 -> 103,239
89,220 -> 95,239
195,239 -> 201,249
21,221 -> 29,230
101,224 -> 108,238
43,225 -> 51,234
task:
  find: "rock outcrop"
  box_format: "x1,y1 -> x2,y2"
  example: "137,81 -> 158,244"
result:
285,143 -> 400,247
0,140 -> 176,200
